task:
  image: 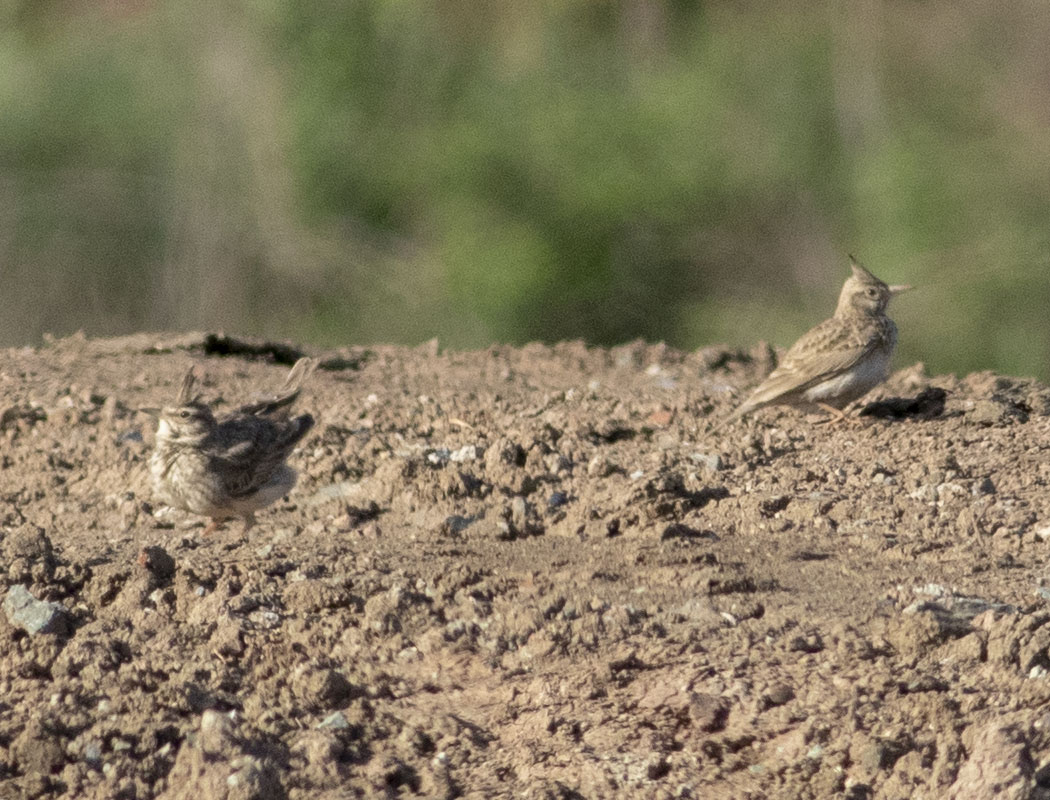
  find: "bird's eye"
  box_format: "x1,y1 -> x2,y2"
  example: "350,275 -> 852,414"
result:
179,409 -> 191,418
867,287 -> 878,297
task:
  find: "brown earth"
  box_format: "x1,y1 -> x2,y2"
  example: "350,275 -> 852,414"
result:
2,332 -> 1050,799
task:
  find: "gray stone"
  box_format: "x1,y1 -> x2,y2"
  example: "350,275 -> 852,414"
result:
443,515 -> 476,534
972,476 -> 996,496
317,711 -> 350,730
690,452 -> 723,472
426,448 -> 451,465
82,740 -> 103,765
305,480 -> 366,506
199,709 -> 236,756
3,585 -> 70,636
116,429 -> 143,444
511,497 -> 529,532
449,445 -> 479,462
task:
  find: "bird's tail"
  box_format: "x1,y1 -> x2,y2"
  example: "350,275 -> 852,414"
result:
708,405 -> 746,436
238,357 -> 319,417
278,357 -> 319,396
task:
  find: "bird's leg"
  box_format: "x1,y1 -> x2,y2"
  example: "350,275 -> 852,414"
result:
814,403 -> 850,426
241,513 -> 256,537
202,518 -> 222,536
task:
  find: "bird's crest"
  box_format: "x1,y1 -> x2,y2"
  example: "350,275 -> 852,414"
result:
175,367 -> 201,405
847,256 -> 882,286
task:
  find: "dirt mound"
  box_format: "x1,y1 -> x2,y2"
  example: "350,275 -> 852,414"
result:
2,333 -> 1050,798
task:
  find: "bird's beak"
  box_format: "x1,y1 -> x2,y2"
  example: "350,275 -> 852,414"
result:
888,284 -> 913,295
139,407 -> 160,417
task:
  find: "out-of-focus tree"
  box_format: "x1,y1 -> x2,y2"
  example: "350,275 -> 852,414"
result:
2,0 -> 1050,378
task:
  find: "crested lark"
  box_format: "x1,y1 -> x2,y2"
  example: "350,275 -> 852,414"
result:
146,358 -> 317,535
728,258 -> 911,422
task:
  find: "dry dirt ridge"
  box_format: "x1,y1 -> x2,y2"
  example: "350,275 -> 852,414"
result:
2,332 -> 1050,799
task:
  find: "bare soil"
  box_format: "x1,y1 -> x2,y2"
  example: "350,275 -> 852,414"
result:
3,332 -> 1050,799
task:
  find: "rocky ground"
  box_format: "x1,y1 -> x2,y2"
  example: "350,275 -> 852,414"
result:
2,332 -> 1050,799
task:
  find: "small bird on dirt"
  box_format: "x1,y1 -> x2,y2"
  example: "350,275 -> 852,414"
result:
728,257 -> 911,423
145,358 -> 317,535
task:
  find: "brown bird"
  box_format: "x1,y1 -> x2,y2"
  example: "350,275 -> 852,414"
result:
145,358 -> 317,535
729,258 -> 911,422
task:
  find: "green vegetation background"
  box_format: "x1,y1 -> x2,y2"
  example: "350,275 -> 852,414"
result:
2,1 -> 1048,378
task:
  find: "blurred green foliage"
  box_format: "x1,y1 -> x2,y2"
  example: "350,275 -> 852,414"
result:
2,0 -> 1050,378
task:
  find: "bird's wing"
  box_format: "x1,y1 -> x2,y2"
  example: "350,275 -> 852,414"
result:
731,320 -> 880,417
210,415 -> 315,498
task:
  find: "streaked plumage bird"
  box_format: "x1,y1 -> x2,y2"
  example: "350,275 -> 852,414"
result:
729,258 -> 911,422
146,358 -> 317,535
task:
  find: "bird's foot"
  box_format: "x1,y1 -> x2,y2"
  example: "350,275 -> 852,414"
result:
813,403 -> 851,426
